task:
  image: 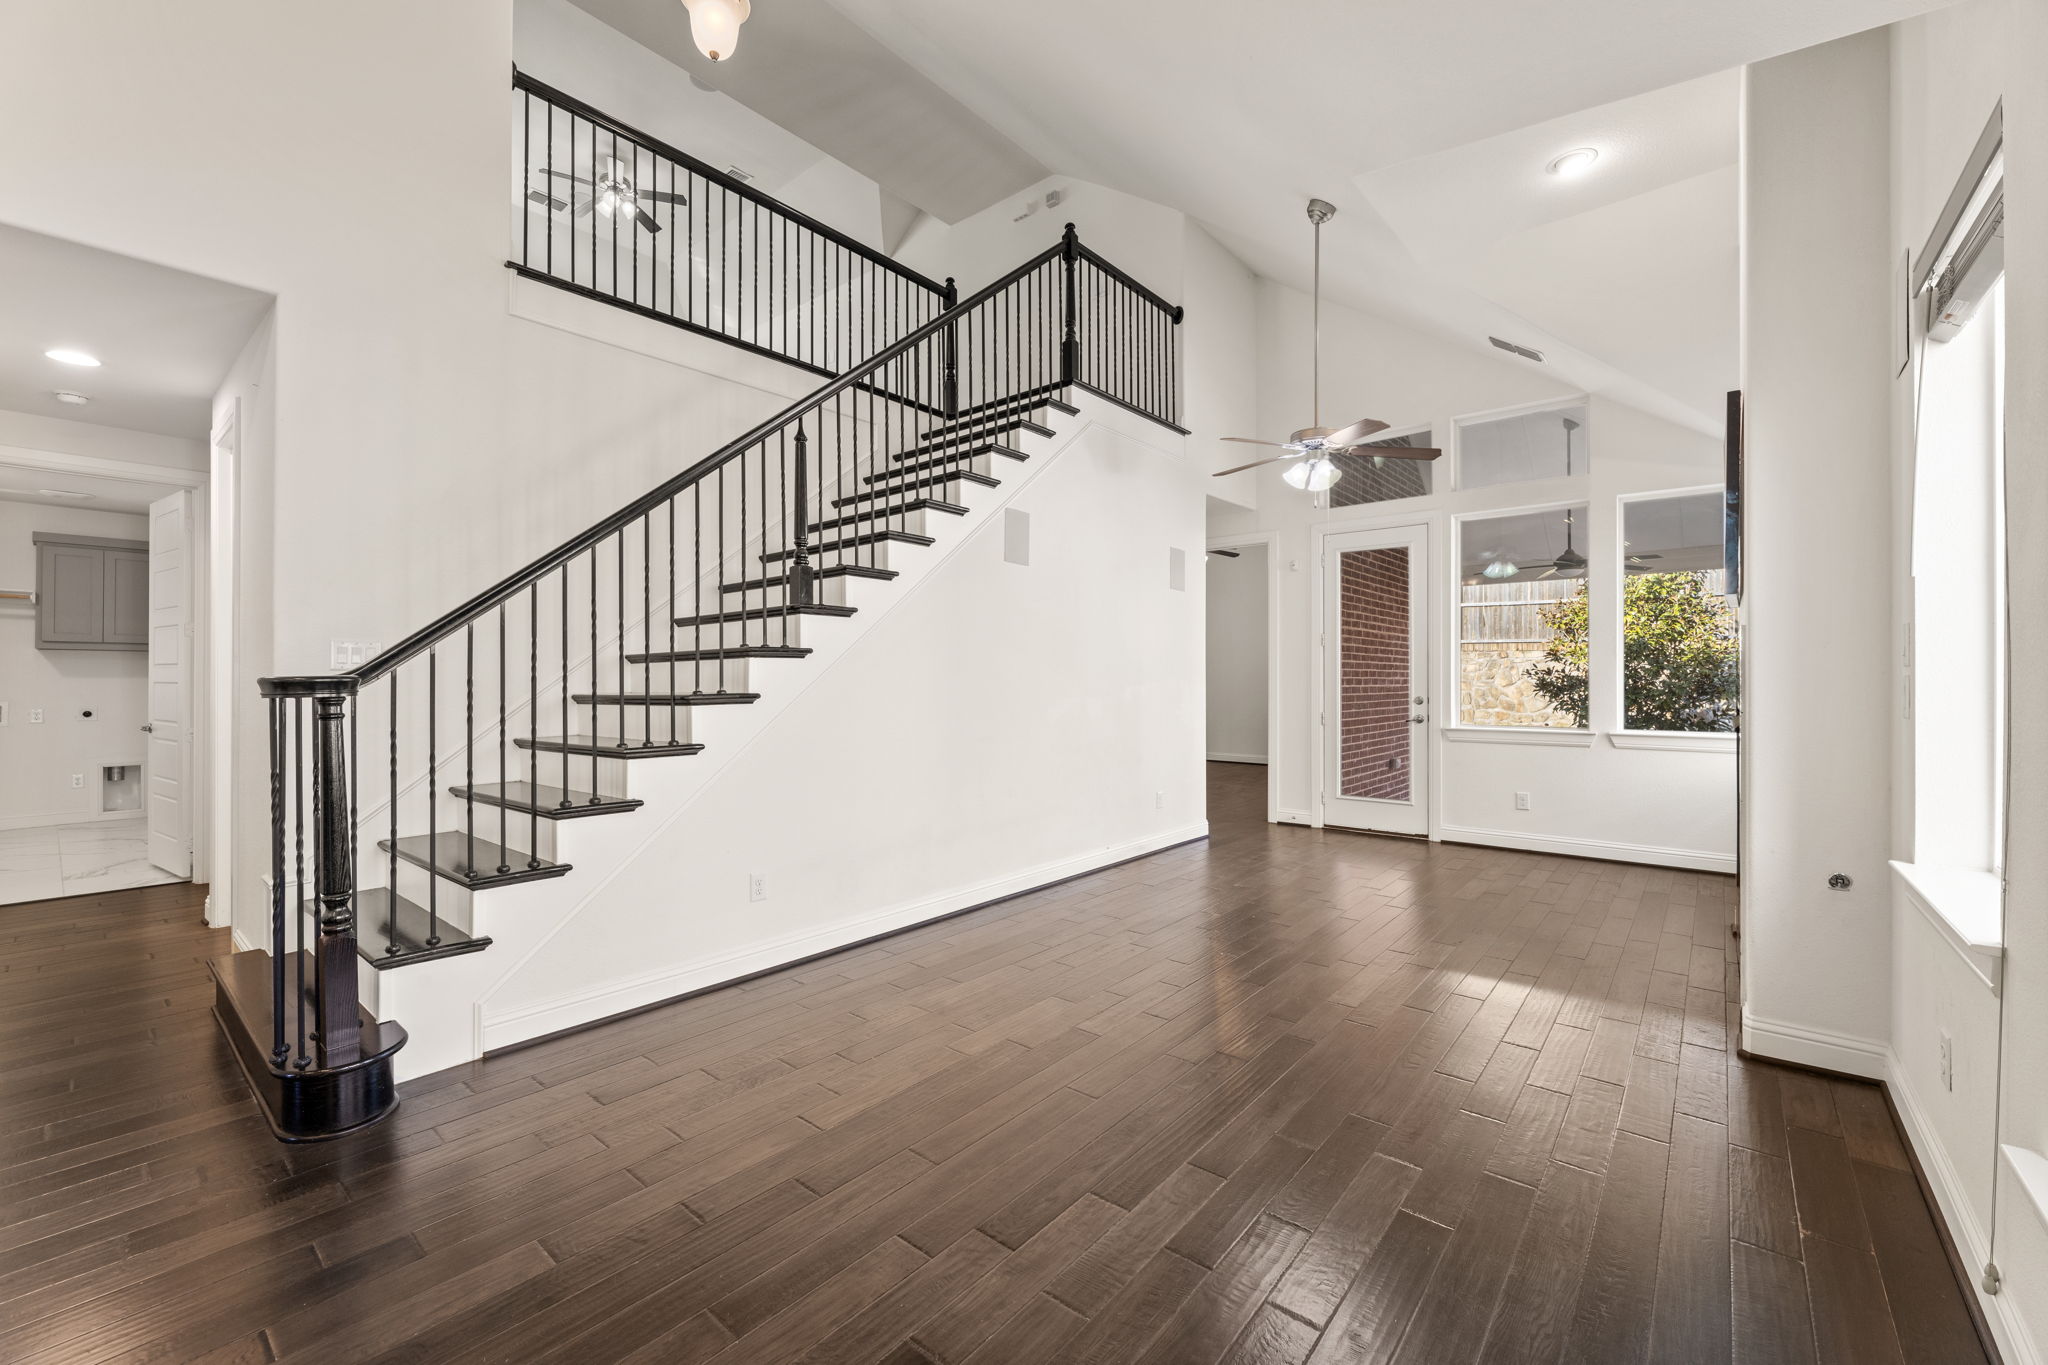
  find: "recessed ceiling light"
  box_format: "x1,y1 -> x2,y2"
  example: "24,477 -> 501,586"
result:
1546,148 -> 1600,179
52,390 -> 90,405
36,489 -> 94,500
44,347 -> 101,367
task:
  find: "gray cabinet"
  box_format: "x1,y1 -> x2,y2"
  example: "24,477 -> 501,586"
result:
33,533 -> 149,652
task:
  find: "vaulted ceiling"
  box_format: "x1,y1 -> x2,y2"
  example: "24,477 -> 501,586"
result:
574,0 -> 1956,429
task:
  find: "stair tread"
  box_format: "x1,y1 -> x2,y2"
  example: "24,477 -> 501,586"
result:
675,603 -> 857,625
918,399 -> 1073,442
337,888 -> 493,967
378,832 -> 571,886
887,442 -> 1029,472
807,501 -> 964,534
515,734 -> 706,758
571,690 -> 760,705
762,530 -> 933,562
845,470 -> 1000,503
918,416 -> 1055,446
625,645 -> 812,663
451,781 -> 643,820
722,565 -> 897,592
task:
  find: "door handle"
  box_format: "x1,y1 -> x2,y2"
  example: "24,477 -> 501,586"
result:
1411,716 -> 1426,725
139,724 -> 153,733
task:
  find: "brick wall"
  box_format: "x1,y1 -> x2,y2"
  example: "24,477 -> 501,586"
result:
1338,548 -> 1412,800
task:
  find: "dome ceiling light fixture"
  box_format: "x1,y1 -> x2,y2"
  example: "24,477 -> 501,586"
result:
1212,200 -> 1441,496
681,0 -> 751,62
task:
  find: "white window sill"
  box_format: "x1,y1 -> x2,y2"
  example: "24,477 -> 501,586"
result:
1608,731 -> 1738,753
1890,859 -> 2004,993
1440,726 -> 1595,748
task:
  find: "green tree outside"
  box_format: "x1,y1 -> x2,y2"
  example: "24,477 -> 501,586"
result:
1527,573 -> 1740,731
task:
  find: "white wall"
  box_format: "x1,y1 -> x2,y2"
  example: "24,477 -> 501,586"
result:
1737,29 -> 1896,1070
1182,222 -> 1261,507
1209,278 -> 1734,867
1206,541 -> 1267,763
0,501 -> 151,829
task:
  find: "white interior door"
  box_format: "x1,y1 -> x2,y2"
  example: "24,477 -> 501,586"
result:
147,490 -> 193,877
1322,524 -> 1431,836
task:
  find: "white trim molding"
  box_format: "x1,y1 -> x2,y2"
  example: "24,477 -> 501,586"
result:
1273,808 -> 1315,827
1740,1006 -> 1887,1079
1891,860 -> 2004,993
1607,730 -> 1739,753
1206,752 -> 1268,765
1440,726 -> 1596,748
0,444 -> 208,488
479,822 -> 1209,1054
1439,822 -> 1734,873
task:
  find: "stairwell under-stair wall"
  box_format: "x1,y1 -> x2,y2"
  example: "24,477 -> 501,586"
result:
373,398 -> 1206,1077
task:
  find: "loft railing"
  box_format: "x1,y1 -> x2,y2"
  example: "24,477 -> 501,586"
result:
510,69 -> 952,382
253,221 -> 1180,1109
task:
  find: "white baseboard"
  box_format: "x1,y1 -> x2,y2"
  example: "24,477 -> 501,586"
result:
1740,1007 -> 1887,1079
1206,753 -> 1268,765
1273,808 -> 1314,827
479,821 -> 1209,1055
0,808 -> 140,833
230,925 -> 255,953
1437,821 -> 1737,874
1885,1050 -> 2041,1365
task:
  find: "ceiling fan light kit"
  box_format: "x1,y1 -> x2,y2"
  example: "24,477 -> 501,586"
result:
1213,199 -> 1442,490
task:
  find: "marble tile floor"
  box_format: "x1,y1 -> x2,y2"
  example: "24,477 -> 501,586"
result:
0,816 -> 186,906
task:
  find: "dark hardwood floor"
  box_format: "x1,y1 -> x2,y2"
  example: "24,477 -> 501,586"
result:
0,764 -> 1990,1364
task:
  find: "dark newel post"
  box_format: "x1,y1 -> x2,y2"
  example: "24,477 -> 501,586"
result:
940,277 -> 960,419
310,687 -> 362,1067
788,423 -> 812,607
1059,224 -> 1080,388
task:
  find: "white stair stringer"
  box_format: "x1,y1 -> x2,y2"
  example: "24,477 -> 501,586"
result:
373,395 -> 1197,1081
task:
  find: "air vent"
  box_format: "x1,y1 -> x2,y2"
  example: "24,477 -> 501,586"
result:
1488,336 -> 1545,363
725,165 -> 754,183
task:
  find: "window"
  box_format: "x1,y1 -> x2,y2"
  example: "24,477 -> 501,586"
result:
1456,402 -> 1588,489
1456,505 -> 1589,728
1329,429 -> 1434,506
1619,492 -> 1740,732
1913,275 -> 2005,872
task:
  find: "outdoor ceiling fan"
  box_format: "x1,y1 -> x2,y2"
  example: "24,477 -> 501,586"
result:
528,156 -> 684,235
1213,199 -> 1442,492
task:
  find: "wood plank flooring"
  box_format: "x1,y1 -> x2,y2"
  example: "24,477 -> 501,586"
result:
0,763 -> 1991,1363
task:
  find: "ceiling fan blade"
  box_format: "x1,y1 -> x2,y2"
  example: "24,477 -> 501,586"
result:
1325,417 -> 1391,447
543,169 -> 598,185
641,189 -> 688,205
573,197 -> 597,218
1221,436 -> 1290,447
1537,566 -> 1560,579
1213,456 -> 1294,477
1625,552 -> 1664,561
633,204 -> 663,233
525,189 -> 570,211
1349,445 -> 1443,461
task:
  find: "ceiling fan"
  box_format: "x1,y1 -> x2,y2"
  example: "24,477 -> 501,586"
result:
1471,511 -> 1664,582
528,156 -> 685,235
1213,199 -> 1442,492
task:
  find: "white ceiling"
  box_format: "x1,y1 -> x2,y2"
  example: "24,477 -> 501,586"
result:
792,0 -> 1950,429
566,0 -> 1048,223
0,222 -> 271,439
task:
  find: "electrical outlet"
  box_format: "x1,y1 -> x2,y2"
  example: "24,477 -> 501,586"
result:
748,872 -> 766,903
1940,1030 -> 1954,1091
0,702 -> 8,725
70,773 -> 83,789
29,708 -> 44,724
1514,791 -> 1531,812
1155,790 -> 1164,810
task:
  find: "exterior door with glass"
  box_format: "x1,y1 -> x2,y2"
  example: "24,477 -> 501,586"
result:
1322,525 -> 1430,836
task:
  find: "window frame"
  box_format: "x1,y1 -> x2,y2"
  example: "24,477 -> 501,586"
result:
1450,395 -> 1593,494
1611,484 -> 1739,744
1446,497 -> 1595,735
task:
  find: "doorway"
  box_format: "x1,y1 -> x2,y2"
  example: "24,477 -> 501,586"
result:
1322,523 -> 1431,836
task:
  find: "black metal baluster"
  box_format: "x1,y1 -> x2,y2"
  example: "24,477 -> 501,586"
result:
667,497 -> 678,744
465,624 -> 476,880
269,697 -> 286,1063
293,699 -> 307,1067
496,606 -> 509,872
387,674 -> 399,955
544,98 -> 554,277
559,564 -> 571,808
427,650 -> 440,947
588,547 -> 600,793
529,586 -> 540,865
716,466 -> 725,694
641,515 -> 652,749
614,533 -> 626,762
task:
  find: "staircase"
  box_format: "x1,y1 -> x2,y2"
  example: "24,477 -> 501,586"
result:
214,202 -> 1185,1138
